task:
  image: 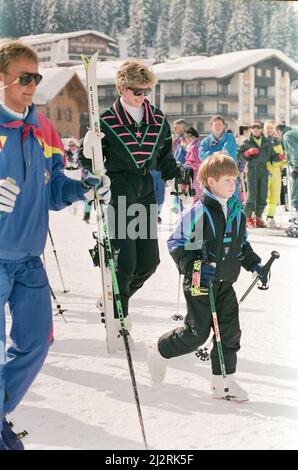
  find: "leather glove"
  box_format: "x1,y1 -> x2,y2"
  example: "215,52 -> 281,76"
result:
251,263 -> 268,286
200,263 -> 216,288
81,171 -> 111,205
0,178 -> 20,213
244,147 -> 259,158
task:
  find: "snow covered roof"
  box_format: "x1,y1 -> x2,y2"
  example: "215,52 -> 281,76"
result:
71,59 -> 155,86
153,49 -> 298,81
70,49 -> 298,87
20,30 -> 117,46
34,68 -> 82,105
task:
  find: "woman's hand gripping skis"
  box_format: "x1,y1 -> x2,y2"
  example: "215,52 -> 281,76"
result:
82,53 -> 148,449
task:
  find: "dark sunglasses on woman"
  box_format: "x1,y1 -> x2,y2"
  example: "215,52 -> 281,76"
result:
127,87 -> 151,97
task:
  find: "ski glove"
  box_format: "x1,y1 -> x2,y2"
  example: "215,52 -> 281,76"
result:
0,178 -> 20,213
251,263 -> 268,286
200,263 -> 216,288
81,171 -> 111,205
243,147 -> 259,159
78,130 -> 105,173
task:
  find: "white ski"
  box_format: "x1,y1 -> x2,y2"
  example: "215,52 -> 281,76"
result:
82,53 -> 120,353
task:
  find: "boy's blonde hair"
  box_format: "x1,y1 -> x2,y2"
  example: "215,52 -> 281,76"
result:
198,152 -> 239,188
0,38 -> 38,72
116,59 -> 157,91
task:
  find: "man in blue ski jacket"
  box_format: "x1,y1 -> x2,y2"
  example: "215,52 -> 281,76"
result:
0,38 -> 110,450
200,115 -> 237,161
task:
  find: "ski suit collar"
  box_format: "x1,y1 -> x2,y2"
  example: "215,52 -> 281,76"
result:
0,103 -> 40,129
112,97 -> 159,126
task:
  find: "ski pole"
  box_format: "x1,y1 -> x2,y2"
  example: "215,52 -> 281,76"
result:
49,283 -> 67,323
172,273 -> 184,321
239,250 -> 280,304
82,53 -> 148,449
48,229 -> 69,293
209,281 -> 230,400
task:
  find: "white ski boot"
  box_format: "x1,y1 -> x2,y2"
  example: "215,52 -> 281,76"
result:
211,374 -> 249,402
147,341 -> 167,383
266,216 -> 276,228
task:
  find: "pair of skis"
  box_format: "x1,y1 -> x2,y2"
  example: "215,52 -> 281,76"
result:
82,54 -> 148,448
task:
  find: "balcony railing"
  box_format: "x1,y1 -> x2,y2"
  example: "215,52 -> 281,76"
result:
164,91 -> 238,100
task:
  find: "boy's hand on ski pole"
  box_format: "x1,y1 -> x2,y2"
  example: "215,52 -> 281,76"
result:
251,263 -> 268,288
0,177 -> 20,213
200,263 -> 216,288
81,170 -> 111,205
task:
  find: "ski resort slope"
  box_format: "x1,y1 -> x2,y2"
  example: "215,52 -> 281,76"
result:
8,199 -> 298,450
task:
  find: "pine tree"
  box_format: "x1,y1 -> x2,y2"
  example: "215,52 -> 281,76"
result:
111,0 -> 128,33
181,0 -> 205,56
268,2 -> 295,58
47,0 -> 67,33
139,0 -> 160,48
169,0 -> 186,48
127,0 -> 142,57
224,0 -> 256,52
30,0 -> 48,35
205,0 -> 224,55
96,0 -> 113,34
63,0 -> 80,33
0,0 -> 19,37
155,0 -> 170,63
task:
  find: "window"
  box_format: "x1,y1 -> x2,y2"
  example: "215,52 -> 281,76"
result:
218,83 -> 228,94
65,109 -> 72,122
197,102 -> 204,113
256,105 -> 267,116
265,69 -> 271,78
55,108 -> 62,121
185,84 -> 194,95
218,103 -> 228,114
257,86 -> 267,97
257,68 -> 262,77
197,122 -> 204,133
186,104 -> 193,113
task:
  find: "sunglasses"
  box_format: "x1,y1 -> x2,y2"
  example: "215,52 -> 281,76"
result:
17,73 -> 43,86
252,125 -> 262,129
127,87 -> 151,97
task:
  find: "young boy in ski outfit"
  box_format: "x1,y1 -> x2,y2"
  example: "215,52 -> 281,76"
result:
0,39 -> 110,450
80,60 -> 186,332
147,153 -> 267,401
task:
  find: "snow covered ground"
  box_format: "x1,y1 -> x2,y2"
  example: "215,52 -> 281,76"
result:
7,193 -> 298,450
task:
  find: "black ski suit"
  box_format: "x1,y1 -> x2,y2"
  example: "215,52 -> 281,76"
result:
96,98 -> 179,316
159,191 -> 261,375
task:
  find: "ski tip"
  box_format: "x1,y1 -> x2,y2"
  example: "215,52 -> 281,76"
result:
81,53 -> 98,70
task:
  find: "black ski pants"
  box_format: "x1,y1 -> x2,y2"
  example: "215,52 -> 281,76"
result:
158,281 -> 241,375
108,171 -> 160,317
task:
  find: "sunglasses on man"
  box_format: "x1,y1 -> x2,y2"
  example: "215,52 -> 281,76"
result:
17,73 -> 43,86
127,87 -> 151,97
3,72 -> 43,86
252,125 -> 262,129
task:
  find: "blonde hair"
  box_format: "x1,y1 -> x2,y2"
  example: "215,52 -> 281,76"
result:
264,120 -> 275,129
198,153 -> 239,188
0,38 -> 38,72
116,59 -> 157,91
